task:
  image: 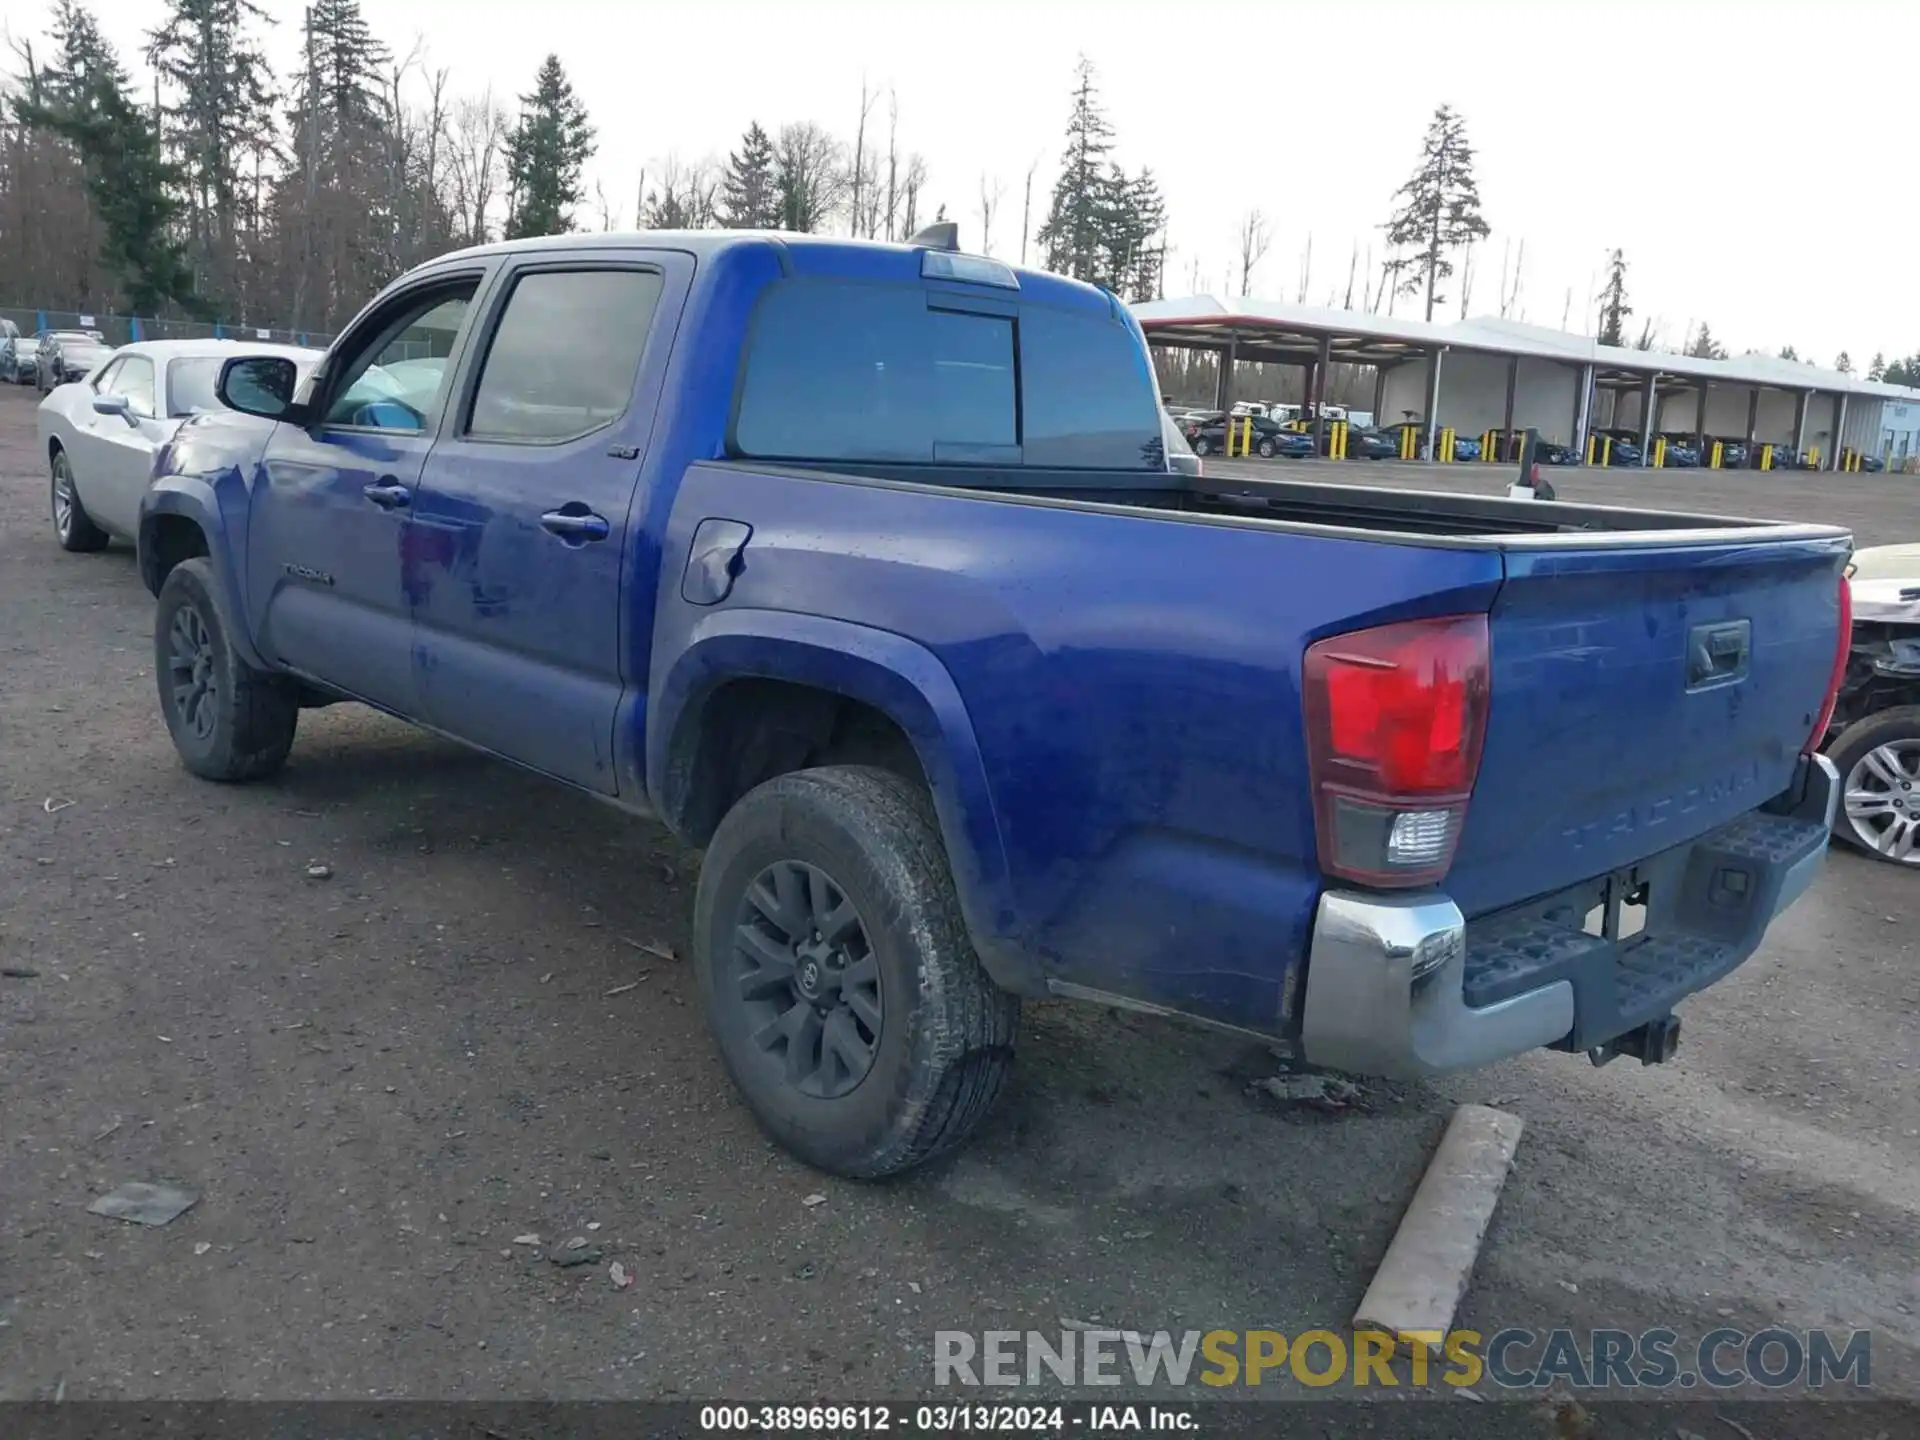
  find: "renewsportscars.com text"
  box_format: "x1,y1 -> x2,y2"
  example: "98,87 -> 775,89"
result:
933,1327 -> 1871,1391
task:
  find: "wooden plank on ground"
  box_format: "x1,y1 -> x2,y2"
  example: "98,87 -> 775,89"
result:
1352,1103 -> 1524,1356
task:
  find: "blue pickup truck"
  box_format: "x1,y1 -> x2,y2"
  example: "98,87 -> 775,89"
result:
132,229 -> 1850,1178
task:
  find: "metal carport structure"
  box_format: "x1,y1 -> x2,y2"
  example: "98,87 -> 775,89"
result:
1133,297 -> 1920,473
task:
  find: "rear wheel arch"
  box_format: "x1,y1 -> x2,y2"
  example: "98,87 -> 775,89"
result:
653,622 -> 1037,994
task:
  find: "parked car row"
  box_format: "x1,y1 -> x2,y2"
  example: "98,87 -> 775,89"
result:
1171,408 -> 1502,464
1,322 -> 117,391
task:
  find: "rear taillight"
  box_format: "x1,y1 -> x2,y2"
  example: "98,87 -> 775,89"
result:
1302,614 -> 1491,888
1805,571 -> 1852,753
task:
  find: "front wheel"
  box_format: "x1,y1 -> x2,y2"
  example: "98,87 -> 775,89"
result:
50,448 -> 108,552
694,765 -> 1019,1178
1256,438 -> 1276,458
1828,707 -> 1920,866
154,557 -> 299,782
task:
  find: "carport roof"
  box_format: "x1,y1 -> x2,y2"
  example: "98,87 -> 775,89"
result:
1131,296 -> 1920,401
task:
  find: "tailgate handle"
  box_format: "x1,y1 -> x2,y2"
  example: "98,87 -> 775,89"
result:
1687,619 -> 1751,690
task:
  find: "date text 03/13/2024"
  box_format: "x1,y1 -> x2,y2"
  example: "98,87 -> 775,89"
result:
699,1404 -> 1192,1433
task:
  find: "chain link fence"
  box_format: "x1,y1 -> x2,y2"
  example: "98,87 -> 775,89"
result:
2,304 -> 333,351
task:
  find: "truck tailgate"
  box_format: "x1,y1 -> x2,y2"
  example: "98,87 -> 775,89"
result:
1445,533 -> 1849,917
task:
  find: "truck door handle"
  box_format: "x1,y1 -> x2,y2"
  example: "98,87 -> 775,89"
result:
363,478 -> 411,509
540,505 -> 611,545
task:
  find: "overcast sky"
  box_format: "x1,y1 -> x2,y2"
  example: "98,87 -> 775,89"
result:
47,0 -> 1919,365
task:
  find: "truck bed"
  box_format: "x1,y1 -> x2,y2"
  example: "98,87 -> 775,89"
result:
746,460 -> 1840,548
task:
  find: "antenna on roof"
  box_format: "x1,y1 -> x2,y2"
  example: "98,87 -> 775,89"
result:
908,221 -> 960,252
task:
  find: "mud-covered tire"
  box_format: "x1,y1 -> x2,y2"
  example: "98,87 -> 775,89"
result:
1826,706 -> 1920,866
694,765 -> 1019,1178
154,557 -> 298,782
50,446 -> 108,553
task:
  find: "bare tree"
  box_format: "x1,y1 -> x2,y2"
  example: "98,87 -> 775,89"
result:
1019,156 -> 1038,265
1456,240 -> 1475,319
446,88 -> 507,245
848,77 -> 875,237
897,151 -> 926,238
1498,237 -> 1525,319
1235,209 -> 1269,296
1294,232 -> 1313,305
643,153 -> 719,228
975,172 -> 1004,256
773,122 -> 848,233
1342,241 -> 1359,310
883,91 -> 898,239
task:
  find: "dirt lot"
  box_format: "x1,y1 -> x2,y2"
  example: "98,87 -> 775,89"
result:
1,380 -> 1916,1405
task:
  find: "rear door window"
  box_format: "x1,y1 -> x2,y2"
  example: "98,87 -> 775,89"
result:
734,282 -> 1016,463
735,279 -> 1162,470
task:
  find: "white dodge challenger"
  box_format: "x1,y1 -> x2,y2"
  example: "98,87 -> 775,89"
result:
39,338 -> 322,552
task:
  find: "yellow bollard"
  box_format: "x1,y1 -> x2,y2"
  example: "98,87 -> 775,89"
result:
1808,446 -> 1820,470
1602,435 -> 1612,467
1710,440 -> 1722,470
1759,444 -> 1772,471
1241,417 -> 1252,457
1400,424 -> 1415,460
1585,434 -> 1595,466
1653,437 -> 1667,468
1440,427 -> 1455,463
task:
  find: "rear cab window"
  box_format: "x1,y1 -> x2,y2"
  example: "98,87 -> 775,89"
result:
732,275 -> 1164,472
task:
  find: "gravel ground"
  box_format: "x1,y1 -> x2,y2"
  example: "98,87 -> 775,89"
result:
1,382 -> 1915,1407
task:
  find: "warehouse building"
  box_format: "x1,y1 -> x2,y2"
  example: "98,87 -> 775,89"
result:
1132,296 -> 1920,473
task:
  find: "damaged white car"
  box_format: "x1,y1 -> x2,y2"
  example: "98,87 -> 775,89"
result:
1826,543 -> 1920,866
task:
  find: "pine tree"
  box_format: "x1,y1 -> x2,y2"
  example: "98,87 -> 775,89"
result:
1687,322 -> 1727,360
1036,57 -> 1113,283
1104,168 -> 1165,301
720,121 -> 777,228
1867,352 -> 1887,382
1383,104 -> 1491,322
1597,248 -> 1631,347
18,1 -> 200,315
146,0 -> 277,310
281,0 -> 391,325
1778,344 -> 1799,362
503,54 -> 595,239
1834,351 -> 1852,374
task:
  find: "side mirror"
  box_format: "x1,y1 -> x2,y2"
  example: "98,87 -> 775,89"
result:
217,355 -> 303,422
92,392 -> 132,421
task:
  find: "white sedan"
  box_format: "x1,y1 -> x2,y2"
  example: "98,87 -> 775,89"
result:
39,339 -> 322,552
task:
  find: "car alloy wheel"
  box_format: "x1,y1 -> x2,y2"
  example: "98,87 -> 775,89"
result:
731,859 -> 884,1100
166,601 -> 221,746
51,454 -> 75,542
1842,739 -> 1920,864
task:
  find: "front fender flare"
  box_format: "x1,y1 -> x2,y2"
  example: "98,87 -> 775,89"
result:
648,607 -> 1036,994
139,478 -> 268,674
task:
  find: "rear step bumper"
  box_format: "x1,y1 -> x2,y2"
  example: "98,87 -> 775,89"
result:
1300,753 -> 1839,1078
